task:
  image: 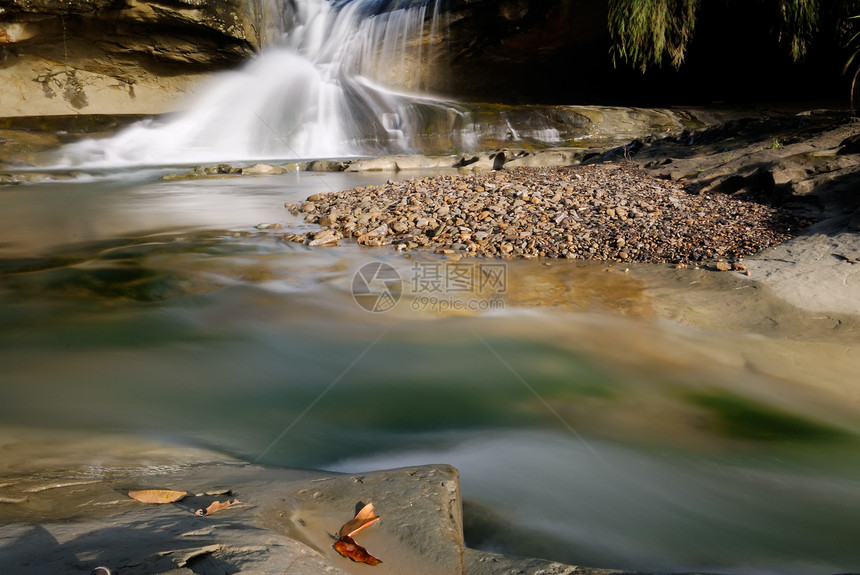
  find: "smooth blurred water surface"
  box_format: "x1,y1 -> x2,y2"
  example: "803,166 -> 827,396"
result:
2,170 -> 860,575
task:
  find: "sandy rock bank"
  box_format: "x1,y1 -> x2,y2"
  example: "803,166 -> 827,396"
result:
0,429 -> 618,575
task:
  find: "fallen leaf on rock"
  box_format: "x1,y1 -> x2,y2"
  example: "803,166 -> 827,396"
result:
335,536 -> 383,566
128,489 -> 187,504
339,502 -> 380,537
334,502 -> 382,565
196,498 -> 240,516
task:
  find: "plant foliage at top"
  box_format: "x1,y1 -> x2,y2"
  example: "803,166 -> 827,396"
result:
777,0 -> 821,61
608,0 -> 856,70
846,13 -> 860,106
608,0 -> 700,72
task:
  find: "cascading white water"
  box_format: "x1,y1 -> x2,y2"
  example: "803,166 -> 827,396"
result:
56,0 -> 454,167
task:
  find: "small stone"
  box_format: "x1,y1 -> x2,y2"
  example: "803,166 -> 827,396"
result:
256,223 -> 284,230
731,261 -> 747,272
430,224 -> 448,238
319,211 -> 340,226
203,163 -> 235,175
308,229 -> 341,246
364,224 -> 389,238
716,261 -> 732,272
241,163 -> 286,176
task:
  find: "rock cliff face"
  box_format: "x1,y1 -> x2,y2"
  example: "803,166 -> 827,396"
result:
0,0 -> 847,117
0,0 -> 263,115
438,0 -> 608,102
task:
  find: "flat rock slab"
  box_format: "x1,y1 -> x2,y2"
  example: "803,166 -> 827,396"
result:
259,465 -> 466,575
748,224 -> 860,316
0,448 -> 622,575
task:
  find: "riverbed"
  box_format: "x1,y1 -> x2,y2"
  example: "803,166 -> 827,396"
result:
1,167 -> 860,574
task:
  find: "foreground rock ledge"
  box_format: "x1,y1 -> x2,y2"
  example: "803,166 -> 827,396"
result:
0,459 -> 619,575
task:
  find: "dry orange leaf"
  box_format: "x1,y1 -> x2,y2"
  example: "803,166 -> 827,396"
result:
195,498 -> 240,516
338,502 -> 380,538
127,489 -> 187,504
334,502 -> 382,566
334,536 -> 382,566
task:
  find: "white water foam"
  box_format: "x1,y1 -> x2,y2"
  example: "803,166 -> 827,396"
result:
55,0 -> 451,168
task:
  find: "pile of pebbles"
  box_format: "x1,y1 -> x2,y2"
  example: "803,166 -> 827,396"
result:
283,163 -> 808,264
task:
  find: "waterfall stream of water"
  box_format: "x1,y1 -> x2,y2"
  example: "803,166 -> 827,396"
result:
56,0 -> 467,167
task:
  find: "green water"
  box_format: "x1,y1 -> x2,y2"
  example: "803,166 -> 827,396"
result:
2,170 -> 860,574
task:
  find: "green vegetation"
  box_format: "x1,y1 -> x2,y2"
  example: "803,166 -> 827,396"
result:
779,0 -> 821,61
608,0 -> 860,72
846,14 -> 860,104
608,0 -> 699,71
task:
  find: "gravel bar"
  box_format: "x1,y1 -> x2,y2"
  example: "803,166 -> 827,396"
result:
285,163 -> 808,264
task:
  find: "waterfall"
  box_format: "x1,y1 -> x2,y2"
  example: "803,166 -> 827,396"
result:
56,0 -> 456,167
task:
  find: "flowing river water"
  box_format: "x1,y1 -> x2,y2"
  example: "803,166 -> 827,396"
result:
2,168 -> 860,574
3,1 -> 860,574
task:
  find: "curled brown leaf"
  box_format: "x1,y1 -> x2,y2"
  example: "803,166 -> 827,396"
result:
338,502 -> 380,538
334,502 -> 382,565
127,489 -> 187,504
195,498 -> 240,516
334,536 -> 383,566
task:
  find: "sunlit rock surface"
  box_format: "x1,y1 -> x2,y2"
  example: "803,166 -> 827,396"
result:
0,0 -> 262,115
